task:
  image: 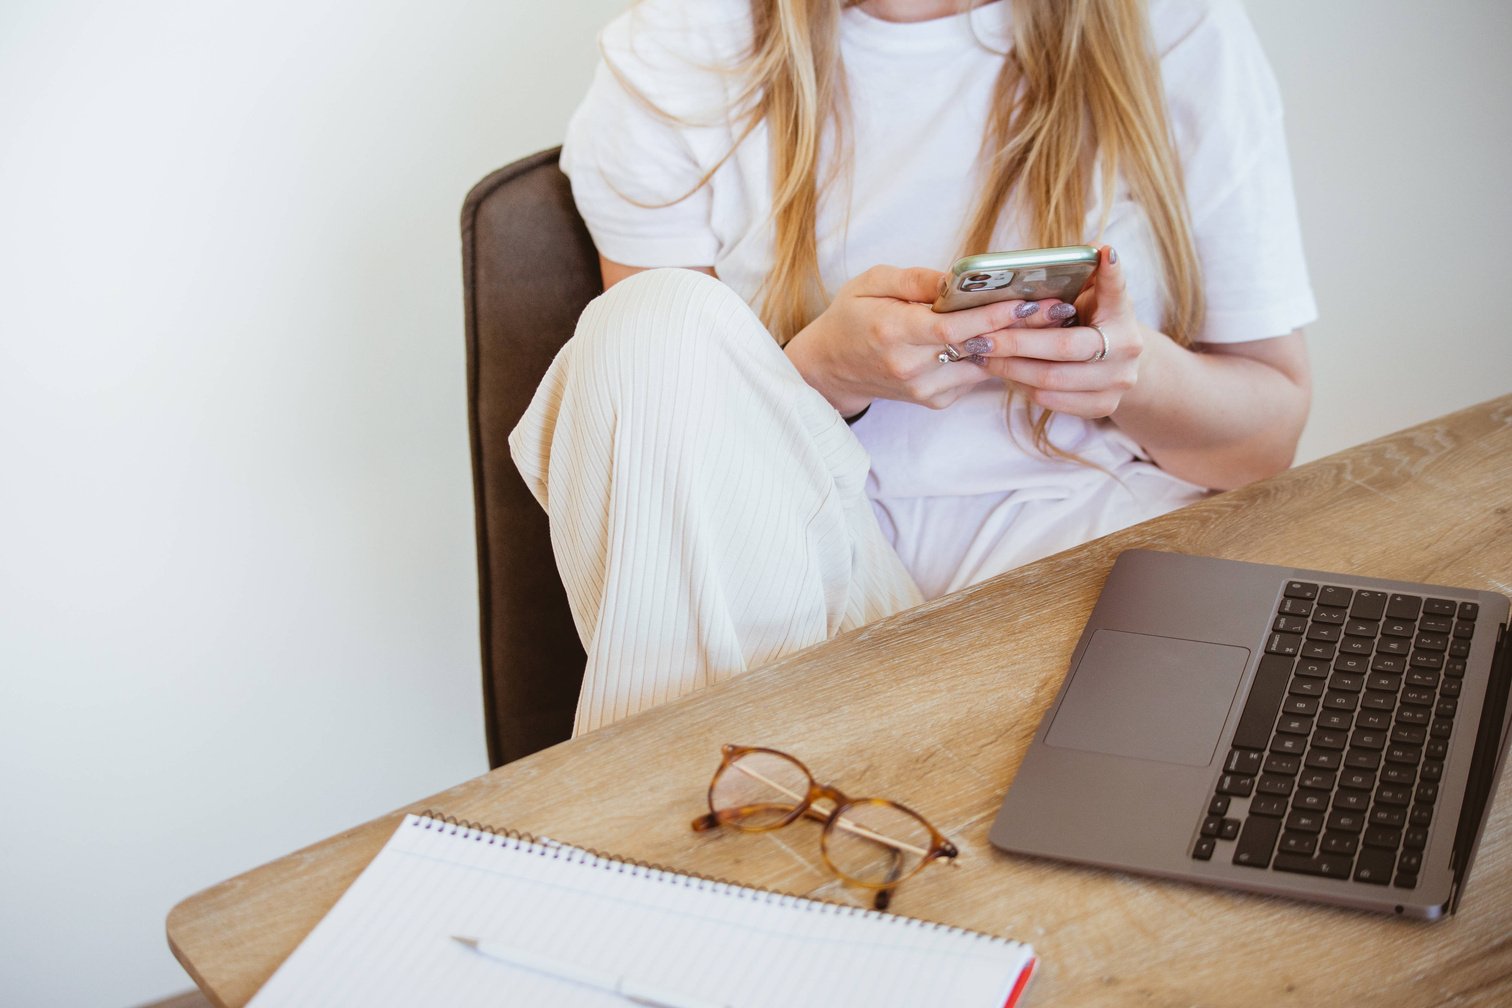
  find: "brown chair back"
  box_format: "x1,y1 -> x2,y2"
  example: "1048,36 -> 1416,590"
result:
462,148 -> 599,767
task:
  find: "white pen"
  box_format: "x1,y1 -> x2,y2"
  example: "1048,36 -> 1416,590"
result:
451,936 -> 731,1008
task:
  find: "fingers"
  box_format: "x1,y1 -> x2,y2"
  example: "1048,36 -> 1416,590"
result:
988,323 -> 1118,364
850,265 -> 949,304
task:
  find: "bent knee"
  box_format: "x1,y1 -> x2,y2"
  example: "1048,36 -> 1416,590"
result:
572,267 -> 770,369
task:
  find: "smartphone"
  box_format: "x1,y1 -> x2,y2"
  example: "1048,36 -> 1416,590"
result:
932,245 -> 1099,313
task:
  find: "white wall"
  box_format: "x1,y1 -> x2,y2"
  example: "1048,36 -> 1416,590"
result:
1247,1 -> 1512,460
0,2 -> 1507,1005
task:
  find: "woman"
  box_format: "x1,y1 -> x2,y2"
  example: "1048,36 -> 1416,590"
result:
511,0 -> 1315,734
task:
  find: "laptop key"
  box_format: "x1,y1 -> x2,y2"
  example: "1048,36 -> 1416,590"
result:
1232,653 -> 1295,750
1319,585 -> 1352,608
1389,723 -> 1427,746
1216,774 -> 1255,797
1264,753 -> 1301,776
1312,605 -> 1347,626
1363,824 -> 1402,849
1422,598 -> 1457,617
1226,749 -> 1264,775
1317,709 -> 1353,730
1355,710 -> 1392,731
1256,774 -> 1295,797
1405,669 -> 1440,688
1394,872 -> 1418,889
1320,831 -> 1359,856
1410,804 -> 1434,828
1304,749 -> 1342,770
1350,590 -> 1388,620
1403,826 -> 1429,850
1267,633 -> 1302,657
1279,831 -> 1317,855
1271,734 -> 1307,755
1300,769 -> 1336,791
1273,852 -> 1353,879
1192,836 -> 1216,861
1293,791 -> 1330,812
1209,795 -> 1231,816
1284,581 -> 1319,600
1386,594 -> 1422,621
1286,810 -> 1323,833
1343,749 -> 1381,771
1353,847 -> 1396,884
1327,810 -> 1366,833
1457,601 -> 1479,620
1339,769 -> 1375,790
1282,696 -> 1319,716
1250,796 -> 1287,817
1417,615 -> 1453,635
1233,815 -> 1282,868
1279,597 -> 1313,617
1333,791 -> 1371,812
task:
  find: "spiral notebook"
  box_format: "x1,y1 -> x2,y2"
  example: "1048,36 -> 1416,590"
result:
248,813 -> 1037,1008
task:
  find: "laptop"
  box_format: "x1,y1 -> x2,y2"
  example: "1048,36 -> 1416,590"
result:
989,549 -> 1512,919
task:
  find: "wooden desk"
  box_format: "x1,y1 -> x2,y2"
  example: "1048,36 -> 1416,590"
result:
169,395 -> 1512,1007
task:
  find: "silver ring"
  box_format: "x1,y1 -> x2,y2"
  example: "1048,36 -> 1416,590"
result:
1086,324 -> 1109,363
937,343 -> 964,365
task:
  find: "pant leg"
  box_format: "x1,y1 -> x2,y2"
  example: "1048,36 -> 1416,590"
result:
509,268 -> 921,735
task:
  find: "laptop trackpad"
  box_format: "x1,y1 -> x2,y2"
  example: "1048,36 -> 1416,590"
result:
1045,630 -> 1248,767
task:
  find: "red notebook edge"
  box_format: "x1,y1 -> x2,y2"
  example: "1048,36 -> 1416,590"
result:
1003,956 -> 1038,1008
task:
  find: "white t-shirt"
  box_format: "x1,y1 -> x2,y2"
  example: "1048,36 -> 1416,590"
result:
561,0 -> 1318,597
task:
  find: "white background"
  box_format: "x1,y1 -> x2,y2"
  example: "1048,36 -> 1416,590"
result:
1,2 -> 1508,1005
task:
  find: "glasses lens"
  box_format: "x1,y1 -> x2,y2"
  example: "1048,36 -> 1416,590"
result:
710,750 -> 811,830
821,800 -> 934,888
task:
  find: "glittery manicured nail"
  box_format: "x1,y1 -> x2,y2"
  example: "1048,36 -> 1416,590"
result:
1048,303 -> 1076,321
1014,301 -> 1041,319
968,354 -> 988,367
962,336 -> 993,355
1108,246 -> 1118,265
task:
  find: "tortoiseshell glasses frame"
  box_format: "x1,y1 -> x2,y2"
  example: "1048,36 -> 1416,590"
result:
691,743 -> 958,910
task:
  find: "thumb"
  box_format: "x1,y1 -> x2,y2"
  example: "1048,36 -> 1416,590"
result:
1091,244 -> 1128,316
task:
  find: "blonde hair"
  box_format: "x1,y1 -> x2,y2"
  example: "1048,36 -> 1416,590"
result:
617,0 -> 1204,448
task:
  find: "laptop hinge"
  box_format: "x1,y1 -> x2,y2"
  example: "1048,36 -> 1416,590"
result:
1448,621 -> 1512,914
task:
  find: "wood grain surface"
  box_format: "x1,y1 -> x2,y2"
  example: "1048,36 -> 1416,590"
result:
168,394 -> 1512,1007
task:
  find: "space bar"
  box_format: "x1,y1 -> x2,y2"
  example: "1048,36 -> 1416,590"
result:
1232,653 -> 1295,750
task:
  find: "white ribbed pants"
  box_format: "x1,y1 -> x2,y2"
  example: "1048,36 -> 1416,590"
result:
510,268 -> 923,735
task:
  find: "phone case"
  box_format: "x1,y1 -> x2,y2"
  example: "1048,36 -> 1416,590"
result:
932,245 -> 1099,312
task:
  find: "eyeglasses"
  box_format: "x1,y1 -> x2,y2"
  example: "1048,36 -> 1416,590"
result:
691,744 -> 958,910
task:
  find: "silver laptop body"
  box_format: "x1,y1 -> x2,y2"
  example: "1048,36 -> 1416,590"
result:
989,549 -> 1512,919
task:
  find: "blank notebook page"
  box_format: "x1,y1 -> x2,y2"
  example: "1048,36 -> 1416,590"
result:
249,814 -> 1036,1007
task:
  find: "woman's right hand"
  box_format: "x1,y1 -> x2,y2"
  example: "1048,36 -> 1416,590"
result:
783,264 -> 1071,417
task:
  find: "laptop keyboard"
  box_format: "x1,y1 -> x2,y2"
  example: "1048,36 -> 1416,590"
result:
1191,580 -> 1478,890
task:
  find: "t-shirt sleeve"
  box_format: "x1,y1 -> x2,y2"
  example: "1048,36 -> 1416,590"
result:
559,0 -> 741,268
1157,0 -> 1318,344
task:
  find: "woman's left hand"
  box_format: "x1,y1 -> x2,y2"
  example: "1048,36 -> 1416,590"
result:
977,245 -> 1144,419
